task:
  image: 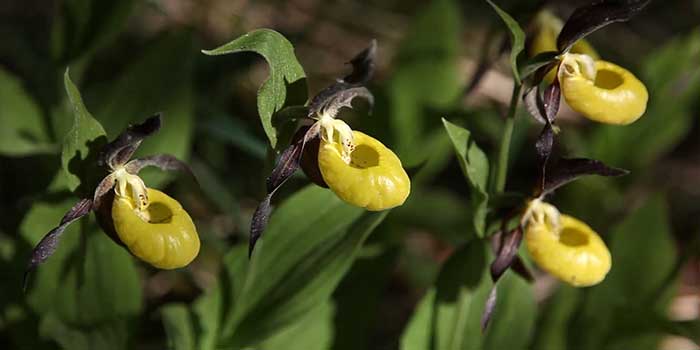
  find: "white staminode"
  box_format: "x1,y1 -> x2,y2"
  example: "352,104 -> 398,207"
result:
317,111 -> 356,164
113,166 -> 149,210
522,198 -> 562,236
558,53 -> 597,82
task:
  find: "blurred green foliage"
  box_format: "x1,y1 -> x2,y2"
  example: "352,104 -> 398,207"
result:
1,0 -> 698,349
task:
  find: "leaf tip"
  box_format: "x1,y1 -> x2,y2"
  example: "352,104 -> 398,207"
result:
481,286 -> 498,332
249,195 -> 273,258
611,167 -> 630,177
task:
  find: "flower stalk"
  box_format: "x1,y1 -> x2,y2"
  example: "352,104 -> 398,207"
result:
493,82 -> 522,194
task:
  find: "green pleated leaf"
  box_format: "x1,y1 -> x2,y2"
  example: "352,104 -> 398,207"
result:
39,313 -> 130,350
61,70 -> 107,193
400,241 -> 534,350
0,67 -> 54,156
219,186 -> 388,348
21,196 -> 141,348
197,245 -> 248,350
531,286 -> 583,350
162,304 -> 196,350
161,245 -> 250,350
22,204 -> 142,325
433,241 -> 492,350
570,194 -> 677,350
486,0 -> 526,84
442,118 -> 489,238
399,241 -> 493,350
258,301 -> 335,350
483,271 -> 537,350
332,247 -> 399,350
400,288 -> 436,350
202,29 -> 307,149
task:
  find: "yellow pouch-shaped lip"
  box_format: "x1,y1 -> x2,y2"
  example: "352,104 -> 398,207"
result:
526,213 -> 611,287
318,131 -> 410,211
112,188 -> 200,269
560,59 -> 648,125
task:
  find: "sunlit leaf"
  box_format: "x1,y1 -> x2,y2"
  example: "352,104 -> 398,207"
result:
202,29 -> 307,149
486,0 -> 526,84
61,69 -> 107,193
220,186 -> 388,347
442,118 -> 489,237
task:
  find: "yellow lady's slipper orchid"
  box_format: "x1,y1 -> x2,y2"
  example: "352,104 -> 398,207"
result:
524,200 -> 611,287
318,130 -> 410,211
558,54 -> 648,125
529,10 -> 599,82
112,186 -> 200,269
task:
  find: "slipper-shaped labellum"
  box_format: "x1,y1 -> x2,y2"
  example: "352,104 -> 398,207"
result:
529,10 -> 599,83
318,130 -> 410,211
524,201 -> 611,287
559,53 -> 648,125
112,187 -> 200,269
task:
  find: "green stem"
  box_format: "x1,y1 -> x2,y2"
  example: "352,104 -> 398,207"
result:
493,83 -> 522,193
